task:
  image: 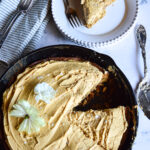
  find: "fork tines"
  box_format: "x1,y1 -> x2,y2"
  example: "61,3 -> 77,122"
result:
63,0 -> 82,28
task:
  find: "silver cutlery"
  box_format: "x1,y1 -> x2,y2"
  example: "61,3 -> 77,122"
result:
0,0 -> 33,48
136,25 -> 150,119
63,0 -> 82,28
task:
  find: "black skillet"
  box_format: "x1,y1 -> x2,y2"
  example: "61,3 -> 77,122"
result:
0,45 -> 138,150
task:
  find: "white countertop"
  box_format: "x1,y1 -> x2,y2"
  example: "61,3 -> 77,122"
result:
0,0 -> 149,149
37,1 -> 150,149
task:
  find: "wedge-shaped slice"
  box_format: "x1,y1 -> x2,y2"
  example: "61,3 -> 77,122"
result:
81,0 -> 115,28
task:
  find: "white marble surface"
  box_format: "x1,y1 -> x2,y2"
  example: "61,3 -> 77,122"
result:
0,0 -> 150,149
37,1 -> 150,149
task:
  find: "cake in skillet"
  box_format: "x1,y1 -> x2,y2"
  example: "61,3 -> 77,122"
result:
2,58 -> 132,150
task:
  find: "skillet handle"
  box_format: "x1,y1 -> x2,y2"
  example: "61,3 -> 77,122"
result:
0,61 -> 9,78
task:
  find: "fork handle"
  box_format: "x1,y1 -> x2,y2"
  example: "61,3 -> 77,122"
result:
66,0 -> 69,5
137,25 -> 147,77
141,47 -> 147,77
0,10 -> 21,48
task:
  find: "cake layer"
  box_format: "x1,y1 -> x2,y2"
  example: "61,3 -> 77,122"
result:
3,59 -> 128,150
81,0 -> 115,28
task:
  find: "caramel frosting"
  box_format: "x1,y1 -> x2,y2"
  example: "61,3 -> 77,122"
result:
3,59 -> 128,150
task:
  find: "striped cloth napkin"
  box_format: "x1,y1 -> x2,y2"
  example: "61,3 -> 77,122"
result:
0,0 -> 50,65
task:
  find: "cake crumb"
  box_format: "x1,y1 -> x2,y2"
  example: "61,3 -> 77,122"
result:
21,86 -> 24,90
37,76 -> 44,80
24,141 -> 27,144
95,115 -> 100,119
51,123 -> 54,127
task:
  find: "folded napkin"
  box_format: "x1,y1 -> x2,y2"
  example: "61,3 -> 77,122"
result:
0,0 -> 51,65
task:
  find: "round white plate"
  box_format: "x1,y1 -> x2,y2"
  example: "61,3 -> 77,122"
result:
51,0 -> 138,47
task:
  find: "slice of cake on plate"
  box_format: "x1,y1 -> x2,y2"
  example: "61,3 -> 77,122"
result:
81,0 -> 115,28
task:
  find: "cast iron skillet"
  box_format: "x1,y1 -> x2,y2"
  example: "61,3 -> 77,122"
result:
0,45 -> 138,150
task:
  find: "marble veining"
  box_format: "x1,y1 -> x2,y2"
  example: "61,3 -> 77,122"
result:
140,0 -> 148,5
0,1 -> 150,150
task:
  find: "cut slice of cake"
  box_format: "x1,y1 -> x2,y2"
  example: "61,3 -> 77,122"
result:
81,0 -> 115,28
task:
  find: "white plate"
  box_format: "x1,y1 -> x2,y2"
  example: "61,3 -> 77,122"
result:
51,0 -> 139,47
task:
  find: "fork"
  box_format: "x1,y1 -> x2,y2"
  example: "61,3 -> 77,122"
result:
63,0 -> 82,28
0,0 -> 33,48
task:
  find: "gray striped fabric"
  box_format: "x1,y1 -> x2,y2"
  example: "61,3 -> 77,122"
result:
0,0 -> 50,65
